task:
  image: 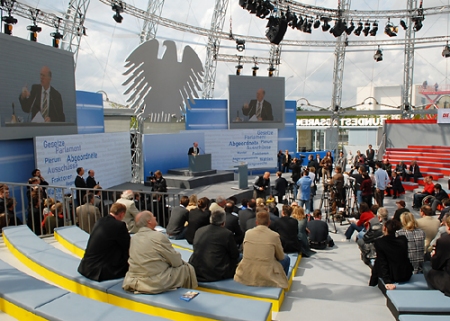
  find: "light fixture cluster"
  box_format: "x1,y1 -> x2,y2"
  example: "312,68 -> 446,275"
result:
234,57 -> 276,77
0,4 -> 64,48
239,0 -> 426,44
111,1 -> 125,23
442,44 -> 450,58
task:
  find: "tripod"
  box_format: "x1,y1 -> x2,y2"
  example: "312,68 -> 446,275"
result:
319,184 -> 338,233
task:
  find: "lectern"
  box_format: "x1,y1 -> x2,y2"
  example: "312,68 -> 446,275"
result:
234,163 -> 248,189
188,154 -> 212,172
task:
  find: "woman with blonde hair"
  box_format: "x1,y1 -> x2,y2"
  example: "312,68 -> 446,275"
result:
292,206 -> 315,257
397,212 -> 425,273
186,194 -> 198,211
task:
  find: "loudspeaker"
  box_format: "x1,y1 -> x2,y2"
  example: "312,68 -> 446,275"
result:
266,18 -> 288,45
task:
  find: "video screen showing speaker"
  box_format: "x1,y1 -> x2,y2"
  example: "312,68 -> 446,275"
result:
0,33 -> 77,140
228,75 -> 285,129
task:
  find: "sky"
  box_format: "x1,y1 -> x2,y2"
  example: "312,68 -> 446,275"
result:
8,0 -> 450,109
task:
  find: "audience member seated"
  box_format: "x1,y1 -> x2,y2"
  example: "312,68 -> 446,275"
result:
392,200 -> 410,222
427,183 -> 448,215
189,207 -> 239,282
27,191 -> 43,236
424,215 -> 450,296
166,196 -> 189,240
268,201 -> 280,219
291,206 -> 315,257
234,211 -> 290,289
123,211 -> 197,294
76,193 -> 101,234
223,201 -> 244,246
307,209 -> 334,249
417,205 -> 440,252
343,202 -> 374,241
386,171 -> 404,199
270,205 -> 302,253
186,194 -> 198,211
397,212 -> 425,274
412,175 -> 434,209
439,198 -> 450,222
369,220 -> 413,289
428,213 -> 449,253
382,159 -> 392,177
116,190 -> 140,233
395,161 -> 407,178
185,197 -> 211,244
403,160 -> 422,183
357,208 -> 387,267
78,203 -> 130,281
238,199 -> 256,233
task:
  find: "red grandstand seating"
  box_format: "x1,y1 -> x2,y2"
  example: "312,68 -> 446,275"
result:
384,145 -> 450,177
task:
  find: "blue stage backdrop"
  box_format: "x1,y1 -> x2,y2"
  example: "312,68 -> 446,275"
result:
76,91 -> 105,134
143,132 -> 205,175
185,99 -> 228,130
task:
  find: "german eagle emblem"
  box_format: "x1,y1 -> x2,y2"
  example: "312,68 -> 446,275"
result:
123,39 -> 204,121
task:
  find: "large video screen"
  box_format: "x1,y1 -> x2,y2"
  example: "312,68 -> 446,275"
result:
0,33 -> 77,140
228,75 -> 285,129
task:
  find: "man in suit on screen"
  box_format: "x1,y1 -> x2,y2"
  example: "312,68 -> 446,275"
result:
19,66 -> 65,122
242,88 -> 273,121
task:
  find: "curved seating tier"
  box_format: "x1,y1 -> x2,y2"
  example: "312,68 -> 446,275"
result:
0,258 -> 166,321
55,225 -> 301,312
3,226 -> 272,321
377,274 -> 430,295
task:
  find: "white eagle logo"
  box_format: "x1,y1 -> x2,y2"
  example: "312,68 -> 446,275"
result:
123,39 -> 204,121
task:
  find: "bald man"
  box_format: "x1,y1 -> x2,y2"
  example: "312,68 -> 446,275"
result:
242,88 -> 273,121
19,66 -> 65,122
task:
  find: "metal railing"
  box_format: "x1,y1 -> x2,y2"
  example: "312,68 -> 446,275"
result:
0,182 -> 182,237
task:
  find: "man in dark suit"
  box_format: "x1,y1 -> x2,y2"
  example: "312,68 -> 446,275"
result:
224,201 -> 244,245
307,209 -> 334,249
74,167 -> 87,207
189,208 -> 239,282
270,205 -> 302,253
242,88 -> 273,121
366,144 -> 375,174
253,172 -> 270,200
19,66 -> 65,122
238,199 -> 256,233
273,171 -> 288,204
369,219 -> 413,288
281,150 -> 291,173
166,196 -> 189,239
188,142 -> 200,155
86,169 -> 97,189
77,203 -> 130,281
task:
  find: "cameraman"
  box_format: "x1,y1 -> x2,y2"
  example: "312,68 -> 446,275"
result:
290,158 -> 301,197
350,166 -> 365,204
330,166 -> 345,214
150,170 -> 167,194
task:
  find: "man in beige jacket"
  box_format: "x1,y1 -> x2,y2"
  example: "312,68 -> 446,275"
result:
234,211 -> 289,288
123,211 -> 197,294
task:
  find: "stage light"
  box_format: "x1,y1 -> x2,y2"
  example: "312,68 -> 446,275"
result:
369,21 -> 378,36
313,18 -> 320,29
321,17 -> 331,32
268,65 -> 275,77
296,16 -> 304,30
332,19 -> 346,37
51,31 -> 63,48
374,46 -> 383,62
400,20 -> 408,30
363,21 -> 370,36
384,20 -> 398,37
112,2 -> 124,23
236,64 -> 243,75
354,21 -> 363,36
239,0 -> 247,8
236,39 -> 245,52
442,44 -> 450,58
413,17 -> 423,31
288,13 -> 298,29
345,21 -> 355,35
334,105 -> 339,112
266,15 -> 288,45
27,24 -> 42,42
2,15 -> 17,35
252,64 -> 259,76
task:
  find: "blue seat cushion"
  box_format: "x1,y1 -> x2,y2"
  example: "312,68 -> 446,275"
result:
387,290 -> 450,316
108,284 -> 271,321
199,278 -> 282,299
399,315 -> 450,321
3,225 -> 54,255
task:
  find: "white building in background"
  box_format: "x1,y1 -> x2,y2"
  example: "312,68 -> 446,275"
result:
356,85 -> 423,110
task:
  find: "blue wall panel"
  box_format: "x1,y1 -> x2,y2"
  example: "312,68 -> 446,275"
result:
76,91 -> 104,134
185,99 -> 228,130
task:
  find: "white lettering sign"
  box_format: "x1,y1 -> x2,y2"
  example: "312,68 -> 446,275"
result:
296,117 -> 386,127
